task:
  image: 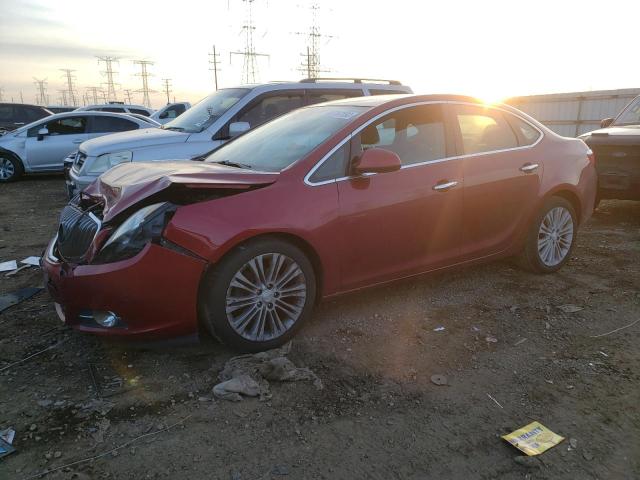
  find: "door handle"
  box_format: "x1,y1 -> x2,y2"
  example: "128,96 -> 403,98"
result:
14,122 -> 25,126
433,180 -> 458,192
72,139 -> 83,144
520,163 -> 539,173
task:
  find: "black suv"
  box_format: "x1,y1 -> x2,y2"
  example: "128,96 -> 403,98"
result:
580,95 -> 640,205
0,103 -> 52,134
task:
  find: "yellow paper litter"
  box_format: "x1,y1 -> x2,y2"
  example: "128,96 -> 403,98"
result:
502,421 -> 564,456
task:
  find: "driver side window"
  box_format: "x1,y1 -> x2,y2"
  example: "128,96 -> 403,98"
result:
28,116 -> 87,137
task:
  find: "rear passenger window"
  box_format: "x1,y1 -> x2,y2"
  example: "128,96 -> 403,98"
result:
307,90 -> 363,105
368,89 -> 409,96
238,93 -> 305,128
308,143 -> 350,183
506,114 -> 541,146
100,107 -> 126,113
356,104 -> 447,166
129,108 -> 150,116
91,116 -> 138,133
453,105 -> 518,154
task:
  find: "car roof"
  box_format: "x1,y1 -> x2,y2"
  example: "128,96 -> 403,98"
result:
224,81 -> 413,95
77,104 -> 152,110
0,102 -> 50,109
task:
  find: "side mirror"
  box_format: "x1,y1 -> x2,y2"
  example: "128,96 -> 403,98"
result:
229,121 -> 250,138
353,148 -> 401,175
600,118 -> 614,128
37,127 -> 49,141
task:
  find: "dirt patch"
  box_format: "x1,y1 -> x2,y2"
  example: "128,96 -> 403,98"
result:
1,176 -> 639,479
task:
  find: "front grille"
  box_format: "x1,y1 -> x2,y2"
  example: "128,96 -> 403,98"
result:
73,151 -> 87,171
56,203 -> 101,263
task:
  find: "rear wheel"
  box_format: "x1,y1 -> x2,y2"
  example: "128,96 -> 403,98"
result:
200,238 -> 316,352
516,196 -> 577,273
0,155 -> 23,182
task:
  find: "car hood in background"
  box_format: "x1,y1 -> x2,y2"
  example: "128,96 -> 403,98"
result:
582,125 -> 640,146
79,128 -> 190,156
85,161 -> 279,222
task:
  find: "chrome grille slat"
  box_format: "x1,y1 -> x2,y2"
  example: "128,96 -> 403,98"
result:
56,204 -> 100,263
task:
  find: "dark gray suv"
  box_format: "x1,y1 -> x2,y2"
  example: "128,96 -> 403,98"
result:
0,103 -> 52,134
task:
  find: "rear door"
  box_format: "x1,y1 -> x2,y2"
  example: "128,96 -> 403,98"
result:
24,115 -> 90,171
88,115 -> 140,139
450,103 -> 543,259
335,103 -> 464,290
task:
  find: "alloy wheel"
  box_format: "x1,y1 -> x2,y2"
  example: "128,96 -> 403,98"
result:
225,253 -> 307,342
537,206 -> 574,267
0,158 -> 15,180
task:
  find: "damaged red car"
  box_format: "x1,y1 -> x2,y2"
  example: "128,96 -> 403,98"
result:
43,94 -> 597,351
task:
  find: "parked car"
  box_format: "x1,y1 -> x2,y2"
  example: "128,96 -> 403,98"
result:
76,103 -> 155,116
47,106 -> 77,114
127,113 -> 162,127
150,102 -> 191,125
0,111 -> 158,182
0,103 -> 52,134
66,78 -> 413,194
43,94 -> 597,351
579,94 -> 640,205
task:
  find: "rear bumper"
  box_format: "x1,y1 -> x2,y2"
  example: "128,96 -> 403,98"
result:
42,239 -> 207,340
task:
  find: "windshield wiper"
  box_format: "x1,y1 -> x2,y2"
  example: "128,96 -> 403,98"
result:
162,126 -> 185,131
215,160 -> 252,169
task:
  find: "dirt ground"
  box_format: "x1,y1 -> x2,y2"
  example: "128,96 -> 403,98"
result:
1,175 -> 639,480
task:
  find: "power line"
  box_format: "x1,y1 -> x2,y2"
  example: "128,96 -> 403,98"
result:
85,86 -> 102,105
133,60 -> 155,108
60,69 -> 78,107
230,0 -> 269,84
33,77 -> 49,106
208,44 -> 222,90
161,78 -> 172,105
97,56 -> 120,102
123,89 -> 133,104
296,2 -> 332,78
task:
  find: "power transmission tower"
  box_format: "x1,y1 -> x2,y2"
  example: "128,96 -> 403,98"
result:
123,89 -> 133,104
20,91 -> 24,103
85,86 -> 101,105
133,60 -> 155,108
33,78 -> 49,106
230,0 -> 269,84
161,78 -> 172,104
58,90 -> 68,106
208,44 -> 222,90
0,87 -> 3,102
60,69 -> 78,106
296,2 -> 332,78
97,56 -> 120,102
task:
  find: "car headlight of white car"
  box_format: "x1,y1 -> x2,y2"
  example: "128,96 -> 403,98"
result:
86,151 -> 133,174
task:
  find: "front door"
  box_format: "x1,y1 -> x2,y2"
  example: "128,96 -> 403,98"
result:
25,115 -> 89,171
450,104 -> 543,259
336,104 -> 464,291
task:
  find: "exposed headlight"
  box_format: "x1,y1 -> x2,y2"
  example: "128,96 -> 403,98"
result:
93,202 -> 176,263
86,151 -> 133,174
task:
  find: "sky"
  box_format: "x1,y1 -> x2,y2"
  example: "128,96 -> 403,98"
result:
0,0 -> 639,109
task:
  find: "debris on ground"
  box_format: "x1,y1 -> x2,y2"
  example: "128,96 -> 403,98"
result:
485,334 -> 498,343
502,421 -> 564,456
557,304 -> 584,313
0,260 -> 17,272
21,256 -> 41,266
213,343 -> 323,401
0,287 -> 43,313
513,455 -> 542,469
430,374 -> 448,386
433,326 -> 445,332
0,427 -> 16,458
514,338 -> 527,346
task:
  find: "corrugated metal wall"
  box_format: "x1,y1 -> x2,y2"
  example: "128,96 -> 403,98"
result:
505,88 -> 640,137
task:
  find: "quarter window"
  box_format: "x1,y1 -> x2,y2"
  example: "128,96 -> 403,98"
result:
453,105 -> 518,154
506,114 -> 541,146
309,143 -> 350,183
356,105 -> 447,166
237,93 -> 305,128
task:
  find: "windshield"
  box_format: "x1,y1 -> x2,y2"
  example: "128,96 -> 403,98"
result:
164,88 -> 250,133
614,96 -> 640,126
205,105 -> 367,172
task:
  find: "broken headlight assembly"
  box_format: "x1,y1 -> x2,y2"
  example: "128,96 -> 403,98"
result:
93,202 -> 177,264
86,151 -> 133,174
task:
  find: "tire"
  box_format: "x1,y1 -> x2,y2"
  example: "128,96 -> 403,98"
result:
0,155 -> 23,182
200,237 -> 317,352
516,196 -> 577,274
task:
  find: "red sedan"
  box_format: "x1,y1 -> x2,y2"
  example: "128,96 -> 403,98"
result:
42,94 -> 597,351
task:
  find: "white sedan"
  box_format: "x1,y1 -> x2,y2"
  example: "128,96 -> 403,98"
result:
0,111 -> 158,182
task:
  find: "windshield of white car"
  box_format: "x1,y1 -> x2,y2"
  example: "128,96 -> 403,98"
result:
205,105 -> 368,172
614,97 -> 640,126
163,88 -> 250,133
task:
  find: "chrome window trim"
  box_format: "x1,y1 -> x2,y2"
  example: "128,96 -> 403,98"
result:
304,100 -> 545,187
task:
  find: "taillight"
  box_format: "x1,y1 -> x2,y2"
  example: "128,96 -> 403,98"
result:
587,149 -> 595,166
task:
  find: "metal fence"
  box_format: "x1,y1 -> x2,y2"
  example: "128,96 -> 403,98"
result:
505,88 -> 640,137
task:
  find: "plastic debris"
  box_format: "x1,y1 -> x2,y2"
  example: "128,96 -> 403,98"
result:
0,287 -> 43,313
557,304 -> 584,313
21,256 -> 41,267
433,326 -> 445,332
485,335 -> 498,343
0,428 -> 16,458
502,421 -> 565,456
0,260 -> 17,272
430,374 -> 448,386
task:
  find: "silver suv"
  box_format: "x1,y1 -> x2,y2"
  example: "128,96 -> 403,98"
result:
67,78 -> 412,194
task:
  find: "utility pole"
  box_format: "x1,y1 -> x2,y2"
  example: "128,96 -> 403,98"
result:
60,69 -> 78,106
58,90 -> 68,106
0,87 -> 3,102
208,44 -> 222,90
97,56 -> 120,102
123,89 -> 133,104
20,91 -> 24,103
161,78 -> 172,104
133,60 -> 155,108
230,0 -> 269,84
33,78 -> 49,106
296,2 -> 332,78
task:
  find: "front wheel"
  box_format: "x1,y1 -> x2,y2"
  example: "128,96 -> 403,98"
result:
516,196 -> 577,273
200,238 -> 316,352
0,155 -> 23,182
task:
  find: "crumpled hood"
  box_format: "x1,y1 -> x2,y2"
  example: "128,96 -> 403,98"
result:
85,161 -> 279,222
80,128 -> 189,156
